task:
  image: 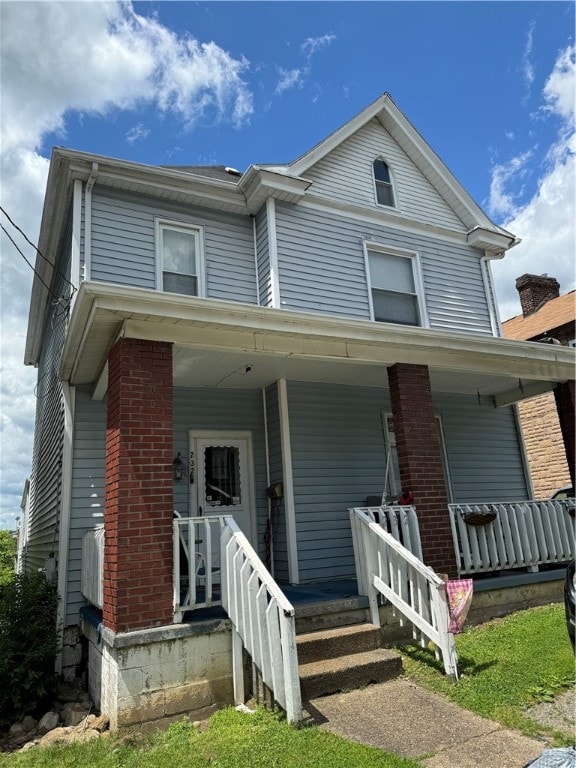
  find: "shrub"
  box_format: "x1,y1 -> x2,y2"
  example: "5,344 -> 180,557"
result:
0,572 -> 59,728
0,531 -> 16,586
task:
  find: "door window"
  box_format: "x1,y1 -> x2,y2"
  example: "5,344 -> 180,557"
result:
204,446 -> 242,507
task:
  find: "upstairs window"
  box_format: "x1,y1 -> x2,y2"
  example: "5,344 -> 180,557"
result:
367,248 -> 425,326
373,159 -> 395,207
157,221 -> 204,296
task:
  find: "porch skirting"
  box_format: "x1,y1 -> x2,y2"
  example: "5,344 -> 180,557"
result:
79,612 -> 234,730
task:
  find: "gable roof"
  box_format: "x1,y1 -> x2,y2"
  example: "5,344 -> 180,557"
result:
282,92 -> 517,244
502,290 -> 576,340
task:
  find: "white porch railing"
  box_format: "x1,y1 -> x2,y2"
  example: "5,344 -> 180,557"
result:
449,499 -> 576,576
173,514 -> 225,622
350,507 -> 458,679
221,516 -> 302,725
351,505 -> 422,595
81,526 -> 104,609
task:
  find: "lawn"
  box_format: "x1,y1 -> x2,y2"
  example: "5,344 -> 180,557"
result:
397,603 -> 574,745
0,708 -> 419,768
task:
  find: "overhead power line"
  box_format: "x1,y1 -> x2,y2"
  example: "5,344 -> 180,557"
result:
0,205 -> 77,296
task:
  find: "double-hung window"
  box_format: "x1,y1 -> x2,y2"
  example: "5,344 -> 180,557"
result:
157,220 -> 204,296
373,159 -> 396,207
366,246 -> 426,327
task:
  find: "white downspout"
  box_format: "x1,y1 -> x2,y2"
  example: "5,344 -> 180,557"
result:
277,378 -> 299,584
252,214 -> 261,306
514,402 -> 536,500
71,181 -> 82,299
481,252 -> 504,337
55,382 -> 75,674
262,387 -> 273,572
83,162 -> 99,282
266,198 -> 281,309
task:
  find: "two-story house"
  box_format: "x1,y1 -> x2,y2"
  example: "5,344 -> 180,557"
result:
22,94 -> 574,728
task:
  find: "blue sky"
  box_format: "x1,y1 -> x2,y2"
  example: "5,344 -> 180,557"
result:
1,1 -> 574,529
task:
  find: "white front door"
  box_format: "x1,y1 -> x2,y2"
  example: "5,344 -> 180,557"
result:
189,430 -> 256,543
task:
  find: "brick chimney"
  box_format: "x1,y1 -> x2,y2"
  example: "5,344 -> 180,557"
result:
516,274 -> 560,317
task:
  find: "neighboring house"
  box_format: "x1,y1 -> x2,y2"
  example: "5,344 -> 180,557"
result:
15,478 -> 30,574
22,93 -> 574,728
503,274 -> 575,499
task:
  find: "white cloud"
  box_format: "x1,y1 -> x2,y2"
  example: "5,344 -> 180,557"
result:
275,67 -> 305,95
542,44 -> 575,122
522,21 -> 535,94
492,45 -> 576,321
488,149 -> 535,219
126,124 -> 150,144
274,33 -> 335,98
301,33 -> 336,59
0,0 -> 254,528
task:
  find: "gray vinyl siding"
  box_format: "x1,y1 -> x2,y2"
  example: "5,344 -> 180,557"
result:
25,215 -> 73,573
90,188 -> 257,304
255,206 -> 272,307
305,119 -> 467,232
265,384 -> 289,582
173,388 -> 268,559
286,381 -> 529,582
434,393 -> 529,502
287,382 -> 392,582
275,202 -> 493,335
66,387 -> 106,625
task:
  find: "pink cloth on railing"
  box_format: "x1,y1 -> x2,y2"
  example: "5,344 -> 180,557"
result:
446,579 -> 473,634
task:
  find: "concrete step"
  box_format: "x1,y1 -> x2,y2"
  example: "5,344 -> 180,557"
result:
294,596 -> 369,635
297,623 -> 384,664
299,647 -> 402,700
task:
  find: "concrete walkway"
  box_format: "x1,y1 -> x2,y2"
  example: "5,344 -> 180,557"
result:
306,679 -> 548,768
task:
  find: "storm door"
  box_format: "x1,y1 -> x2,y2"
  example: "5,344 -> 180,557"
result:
189,431 -> 256,543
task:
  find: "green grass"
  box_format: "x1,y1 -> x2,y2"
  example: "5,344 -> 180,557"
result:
0,708 -> 419,768
397,603 -> 575,745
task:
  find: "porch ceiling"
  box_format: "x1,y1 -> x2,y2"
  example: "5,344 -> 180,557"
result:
62,282 -> 575,406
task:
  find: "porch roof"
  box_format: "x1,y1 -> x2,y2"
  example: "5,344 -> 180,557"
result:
61,282 -> 575,406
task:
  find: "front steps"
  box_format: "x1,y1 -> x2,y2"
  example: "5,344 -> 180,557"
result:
297,623 -> 403,700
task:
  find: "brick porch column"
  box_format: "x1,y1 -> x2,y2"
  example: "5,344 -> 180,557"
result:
104,338 -> 174,633
387,363 -> 458,578
554,380 -> 575,488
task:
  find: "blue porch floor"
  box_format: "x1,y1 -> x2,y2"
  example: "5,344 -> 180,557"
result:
184,578 -> 363,623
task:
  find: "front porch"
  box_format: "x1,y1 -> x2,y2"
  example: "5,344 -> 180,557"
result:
80,498 -> 574,728
83,498 -> 575,625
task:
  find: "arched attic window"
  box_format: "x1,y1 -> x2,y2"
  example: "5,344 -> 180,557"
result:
373,158 -> 395,207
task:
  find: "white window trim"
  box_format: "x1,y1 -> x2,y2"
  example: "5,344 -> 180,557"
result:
155,218 -> 206,296
363,240 -> 429,328
372,156 -> 399,210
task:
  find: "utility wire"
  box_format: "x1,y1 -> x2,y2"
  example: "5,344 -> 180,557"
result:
0,223 -> 56,298
0,205 -> 77,296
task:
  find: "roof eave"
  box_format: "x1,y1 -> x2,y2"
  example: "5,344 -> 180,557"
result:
25,150 -> 72,366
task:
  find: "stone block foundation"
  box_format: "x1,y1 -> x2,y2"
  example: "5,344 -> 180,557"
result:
80,616 -> 233,730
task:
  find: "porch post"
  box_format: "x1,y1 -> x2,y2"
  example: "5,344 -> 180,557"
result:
104,338 -> 174,633
554,380 -> 575,489
387,363 -> 458,578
